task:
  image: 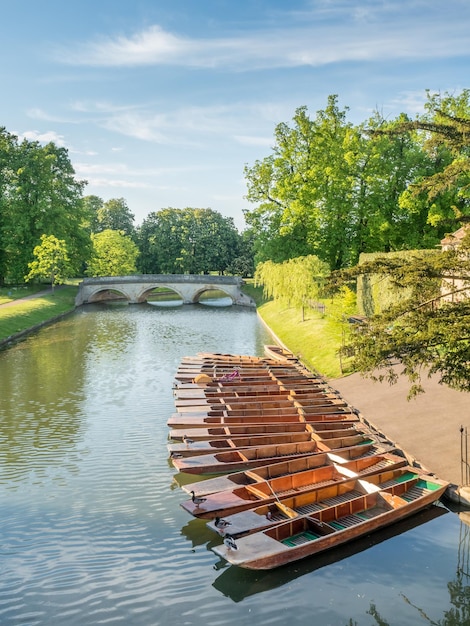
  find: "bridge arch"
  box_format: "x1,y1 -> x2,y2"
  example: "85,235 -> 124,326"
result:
136,285 -> 184,304
75,275 -> 255,308
87,287 -> 129,303
192,286 -> 234,305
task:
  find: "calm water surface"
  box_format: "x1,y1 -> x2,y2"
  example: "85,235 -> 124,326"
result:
0,303 -> 469,626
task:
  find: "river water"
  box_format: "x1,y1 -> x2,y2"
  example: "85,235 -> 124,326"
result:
0,302 -> 469,626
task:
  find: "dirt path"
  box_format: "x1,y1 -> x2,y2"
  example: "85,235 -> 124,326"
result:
0,286 -> 63,309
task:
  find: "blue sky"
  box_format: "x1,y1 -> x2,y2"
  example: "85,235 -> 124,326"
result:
1,0 -> 468,230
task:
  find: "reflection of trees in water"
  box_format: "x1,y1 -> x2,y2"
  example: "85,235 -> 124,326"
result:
351,513 -> 470,626
0,320 -> 89,481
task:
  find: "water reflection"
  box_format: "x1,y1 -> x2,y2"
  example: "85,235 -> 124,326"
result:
1,304 -> 469,626
212,505 -> 449,602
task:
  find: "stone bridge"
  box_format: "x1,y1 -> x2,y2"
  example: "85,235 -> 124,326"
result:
75,275 -> 255,307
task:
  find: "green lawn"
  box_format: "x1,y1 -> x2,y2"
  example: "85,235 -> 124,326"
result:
0,285 -> 78,342
0,284 -> 47,305
242,281 -> 355,379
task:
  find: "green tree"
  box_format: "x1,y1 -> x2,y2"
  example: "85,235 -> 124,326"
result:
226,228 -> 255,277
86,229 -> 139,277
136,207 -> 240,274
353,112 -> 436,254
0,127 -> 18,285
244,105 -> 319,265
96,198 -> 135,237
244,94 -> 467,271
255,254 -> 329,321
244,97 -> 367,269
81,195 -> 104,234
1,138 -> 88,282
24,234 -> 72,292
371,90 -> 470,236
331,236 -> 470,396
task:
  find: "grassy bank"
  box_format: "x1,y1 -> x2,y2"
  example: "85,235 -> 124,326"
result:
0,285 -> 78,342
242,282 -> 354,379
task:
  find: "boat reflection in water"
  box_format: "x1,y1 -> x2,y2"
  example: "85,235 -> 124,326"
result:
212,504 -> 449,602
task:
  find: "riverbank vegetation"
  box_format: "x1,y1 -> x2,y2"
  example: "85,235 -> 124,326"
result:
242,280 -> 354,378
0,89 -> 469,390
0,285 -> 77,342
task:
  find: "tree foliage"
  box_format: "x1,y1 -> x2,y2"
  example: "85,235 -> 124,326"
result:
330,234 -> 470,396
86,229 -> 139,277
0,128 -> 89,283
371,89 -> 470,233
244,93 -> 468,271
24,234 -> 72,291
137,207 -> 241,274
255,254 -> 329,320
96,198 -> 135,237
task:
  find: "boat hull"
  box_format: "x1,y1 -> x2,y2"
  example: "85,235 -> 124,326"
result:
212,479 -> 449,569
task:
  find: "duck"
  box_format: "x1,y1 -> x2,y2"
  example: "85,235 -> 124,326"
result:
223,534 -> 238,551
190,491 -> 207,507
182,434 -> 194,446
215,517 -> 232,529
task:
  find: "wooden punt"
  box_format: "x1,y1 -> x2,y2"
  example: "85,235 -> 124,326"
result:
168,428 -> 361,457
174,381 -> 328,397
264,345 -> 297,362
205,467 -> 428,533
175,364 -> 316,376
167,410 -> 356,429
169,420 -> 359,442
211,475 -> 449,569
171,433 -> 380,475
174,399 -> 346,416
173,389 -> 338,409
174,371 -> 321,384
173,385 -> 332,404
182,460 -> 413,521
178,450 -> 405,497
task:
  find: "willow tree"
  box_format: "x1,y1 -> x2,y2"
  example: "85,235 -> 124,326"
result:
255,254 -> 329,321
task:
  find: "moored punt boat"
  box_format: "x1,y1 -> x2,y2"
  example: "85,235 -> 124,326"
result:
264,344 -> 297,362
175,362 -> 317,377
168,428 -> 361,457
182,461 -> 414,521
167,410 -> 356,429
205,467 -> 431,534
169,420 -> 359,441
178,450 -> 405,497
171,433 -> 380,475
211,475 -> 449,569
174,399 -> 346,415
174,381 -> 329,399
175,390 -> 346,411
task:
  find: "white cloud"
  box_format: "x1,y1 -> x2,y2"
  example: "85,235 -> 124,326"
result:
18,130 -> 66,146
54,5 -> 470,71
